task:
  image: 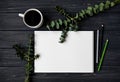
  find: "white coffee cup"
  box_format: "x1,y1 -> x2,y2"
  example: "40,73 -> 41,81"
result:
18,8 -> 43,28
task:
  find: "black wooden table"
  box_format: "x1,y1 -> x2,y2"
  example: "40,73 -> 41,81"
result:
0,0 -> 120,82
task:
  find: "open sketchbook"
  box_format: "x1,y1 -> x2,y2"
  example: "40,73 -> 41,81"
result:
34,31 -> 94,73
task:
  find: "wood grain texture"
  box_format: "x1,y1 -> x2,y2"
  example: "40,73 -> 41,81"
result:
0,49 -> 25,67
0,67 -> 25,82
0,31 -> 32,48
0,0 -> 120,82
0,0 -> 120,13
0,67 -> 120,82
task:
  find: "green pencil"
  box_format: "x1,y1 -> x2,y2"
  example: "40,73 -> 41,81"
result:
97,39 -> 109,72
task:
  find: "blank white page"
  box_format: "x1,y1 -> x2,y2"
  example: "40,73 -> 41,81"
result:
34,31 -> 94,73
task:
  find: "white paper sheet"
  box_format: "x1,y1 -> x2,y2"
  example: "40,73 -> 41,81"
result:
34,31 -> 94,73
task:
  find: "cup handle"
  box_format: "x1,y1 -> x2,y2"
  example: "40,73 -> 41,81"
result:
18,13 -> 24,18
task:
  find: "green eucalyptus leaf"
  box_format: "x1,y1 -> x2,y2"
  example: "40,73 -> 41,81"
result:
95,5 -> 99,9
79,12 -> 84,18
100,3 -> 105,7
94,5 -> 99,13
105,3 -> 110,9
64,20 -> 68,26
34,54 -> 40,59
99,6 -> 104,11
81,10 -> 85,15
99,3 -> 104,11
69,24 -> 74,27
86,7 -> 93,16
75,13 -> 79,19
93,8 -> 97,14
86,10 -> 93,16
106,1 -> 111,5
58,19 -> 62,25
66,18 -> 71,22
87,6 -> 93,11
55,21 -> 60,29
59,37 -> 65,43
105,1 -> 111,9
111,2 -> 115,7
46,25 -> 51,30
50,21 -> 55,28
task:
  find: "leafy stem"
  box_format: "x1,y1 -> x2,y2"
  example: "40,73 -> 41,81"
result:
47,0 -> 120,43
13,36 -> 39,82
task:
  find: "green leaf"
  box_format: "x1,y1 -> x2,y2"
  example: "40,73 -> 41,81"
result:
99,6 -> 104,11
111,2 -> 115,7
100,3 -> 104,7
25,76 -> 29,82
64,20 -> 68,26
69,24 -> 74,27
81,10 -> 85,15
66,18 -> 71,22
99,3 -> 104,11
106,1 -> 111,5
50,21 -> 55,28
87,6 -> 93,11
95,5 -> 99,9
79,12 -> 84,18
86,10 -> 93,16
55,21 -> 60,29
46,25 -> 51,30
105,1 -> 110,9
75,13 -> 79,19
34,54 -> 40,59
58,19 -> 62,25
59,37 -> 65,43
93,8 -> 97,14
105,3 -> 110,9
87,7 -> 93,16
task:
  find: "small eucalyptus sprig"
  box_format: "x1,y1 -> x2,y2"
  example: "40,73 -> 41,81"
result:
47,0 -> 120,43
13,36 -> 39,82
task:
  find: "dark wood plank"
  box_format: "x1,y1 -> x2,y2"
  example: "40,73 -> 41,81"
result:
0,0 -> 120,13
0,67 -> 120,82
0,49 -> 25,67
0,67 -> 25,82
32,78 -> 120,82
33,66 -> 120,79
32,66 -> 120,81
32,66 -> 120,82
0,31 -> 32,48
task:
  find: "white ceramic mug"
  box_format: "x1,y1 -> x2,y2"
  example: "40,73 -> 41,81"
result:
18,8 -> 43,28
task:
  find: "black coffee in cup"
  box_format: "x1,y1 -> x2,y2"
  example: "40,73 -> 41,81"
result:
24,10 -> 41,26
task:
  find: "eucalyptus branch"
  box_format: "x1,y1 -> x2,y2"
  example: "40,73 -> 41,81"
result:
59,30 -> 68,43
46,0 -> 120,43
13,36 -> 39,82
